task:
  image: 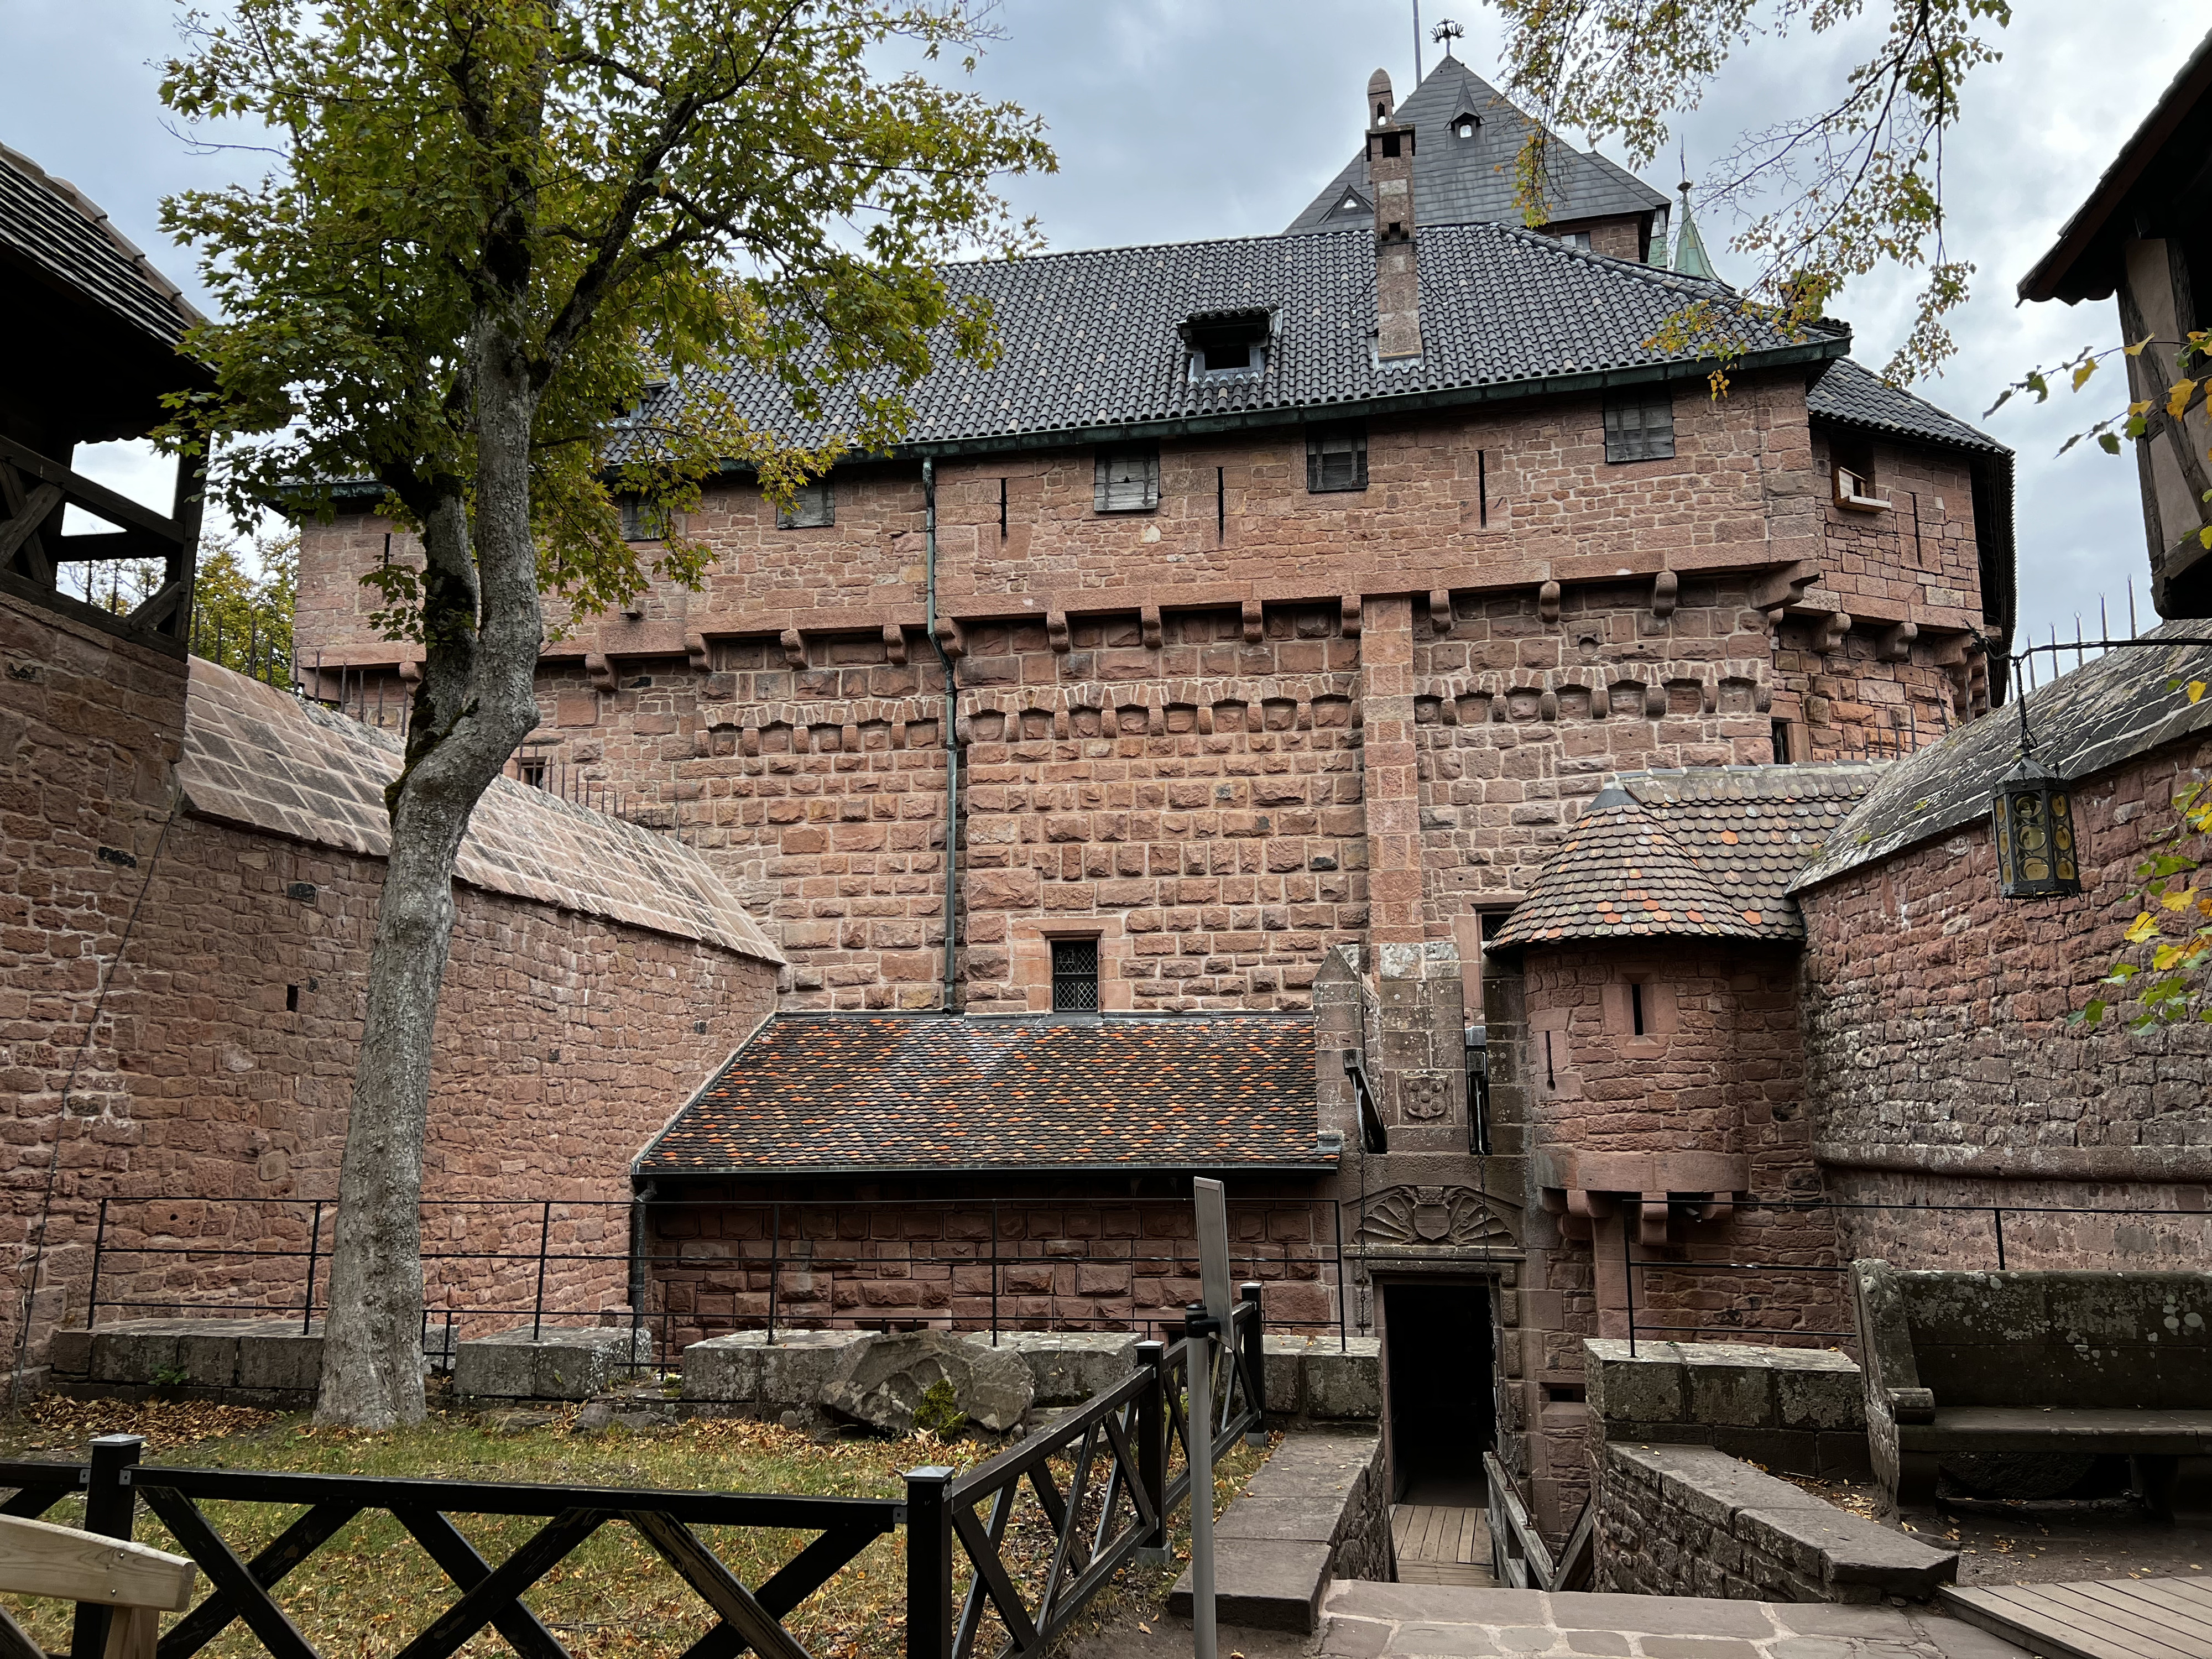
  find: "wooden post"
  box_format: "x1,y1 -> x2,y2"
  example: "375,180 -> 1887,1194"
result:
69,1435 -> 142,1659
904,1465 -> 953,1659
1135,1340 -> 1167,1565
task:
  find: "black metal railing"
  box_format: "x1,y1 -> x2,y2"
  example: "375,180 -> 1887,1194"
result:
0,1432 -> 901,1659
1618,1196 -> 2212,1356
74,1195 -> 1354,1367
11,1300 -> 1268,1659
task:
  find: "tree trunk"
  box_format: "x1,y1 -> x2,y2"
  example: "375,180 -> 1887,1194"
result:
315,312 -> 547,1425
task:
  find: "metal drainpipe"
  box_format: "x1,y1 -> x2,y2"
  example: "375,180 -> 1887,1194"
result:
923,457 -> 960,1011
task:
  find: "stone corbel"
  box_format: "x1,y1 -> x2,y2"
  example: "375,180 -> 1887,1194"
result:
586,653 -> 617,693
1538,690 -> 1558,722
1644,682 -> 1667,718
1537,580 -> 1562,625
398,659 -> 422,686
1340,594 -> 1363,638
779,628 -> 806,668
1640,1193 -> 1671,1250
1877,620 -> 1917,664
1814,612 -> 1853,655
883,624 -> 908,666
1652,569 -> 1679,620
1046,611 -> 1071,654
1751,559 -> 1822,612
1140,603 -> 1164,650
933,617 -> 966,660
685,632 -> 710,671
1241,598 -> 1264,645
1428,589 -> 1453,635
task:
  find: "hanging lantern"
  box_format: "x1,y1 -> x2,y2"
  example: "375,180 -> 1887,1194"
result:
1991,750 -> 2083,899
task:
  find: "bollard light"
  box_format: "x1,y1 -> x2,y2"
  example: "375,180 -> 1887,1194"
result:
1991,748 -> 2082,899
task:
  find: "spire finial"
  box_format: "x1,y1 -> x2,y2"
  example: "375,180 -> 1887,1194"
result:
1432,17 -> 1464,58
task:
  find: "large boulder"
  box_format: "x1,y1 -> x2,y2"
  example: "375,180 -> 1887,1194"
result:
820,1331 -> 1034,1433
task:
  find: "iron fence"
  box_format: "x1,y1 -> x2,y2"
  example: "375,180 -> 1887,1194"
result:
74,1194 -> 1357,1369
1618,1195 -> 2212,1356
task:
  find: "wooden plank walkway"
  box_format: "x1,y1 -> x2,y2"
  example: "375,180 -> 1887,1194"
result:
1940,1576 -> 2212,1659
1391,1503 -> 1498,1587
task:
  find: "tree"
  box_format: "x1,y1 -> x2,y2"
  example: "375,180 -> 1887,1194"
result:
190,528 -> 297,676
159,0 -> 1052,1428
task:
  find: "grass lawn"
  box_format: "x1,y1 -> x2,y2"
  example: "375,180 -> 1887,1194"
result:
0,1394 -> 1271,1658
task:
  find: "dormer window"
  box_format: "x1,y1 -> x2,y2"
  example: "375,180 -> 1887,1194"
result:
1452,113 -> 1479,140
1180,308 -> 1272,382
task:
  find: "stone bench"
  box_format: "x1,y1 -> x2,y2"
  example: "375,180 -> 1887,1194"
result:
49,1319 -> 327,1402
1852,1260 -> 2212,1517
452,1326 -> 655,1401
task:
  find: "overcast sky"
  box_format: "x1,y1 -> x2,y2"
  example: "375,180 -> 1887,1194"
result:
12,0 -> 2211,659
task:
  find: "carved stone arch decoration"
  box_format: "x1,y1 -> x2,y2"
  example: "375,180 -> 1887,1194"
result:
1354,1185 -> 1521,1251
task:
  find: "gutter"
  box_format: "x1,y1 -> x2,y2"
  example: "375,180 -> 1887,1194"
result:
922,457 -> 960,1012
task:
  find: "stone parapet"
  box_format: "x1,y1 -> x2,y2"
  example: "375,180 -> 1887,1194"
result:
1583,1338 -> 1866,1478
1597,1442 -> 1956,1603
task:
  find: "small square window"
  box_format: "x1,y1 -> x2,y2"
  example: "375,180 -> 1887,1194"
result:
1603,387 -> 1676,463
1556,230 -> 1592,251
1094,445 -> 1159,514
619,495 -> 670,542
1306,424 -> 1368,493
1051,937 -> 1099,1013
775,482 -> 835,529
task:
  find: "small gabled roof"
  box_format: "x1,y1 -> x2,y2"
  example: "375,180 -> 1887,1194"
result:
638,1013 -> 1326,1175
1490,764 -> 1881,950
1285,57 -> 1668,237
1804,357 -> 2009,456
1791,624 -> 2212,893
0,142 -> 202,351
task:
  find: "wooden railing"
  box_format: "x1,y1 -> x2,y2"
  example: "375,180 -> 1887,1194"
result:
1483,1452 -> 1593,1593
0,432 -> 199,643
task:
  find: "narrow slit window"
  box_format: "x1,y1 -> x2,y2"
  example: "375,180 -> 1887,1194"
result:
1306,423 -> 1368,493
1771,719 -> 1792,764
1603,386 -> 1676,463
1630,982 -> 1646,1037
1051,938 -> 1100,1013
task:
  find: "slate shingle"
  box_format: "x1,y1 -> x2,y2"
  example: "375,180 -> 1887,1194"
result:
1804,357 -> 2008,455
0,142 -> 201,350
1489,764 -> 1881,949
639,1013 -> 1324,1174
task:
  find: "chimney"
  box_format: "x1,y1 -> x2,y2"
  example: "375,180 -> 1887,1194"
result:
1366,70 -> 1422,361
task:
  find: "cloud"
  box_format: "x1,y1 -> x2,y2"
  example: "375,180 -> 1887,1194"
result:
13,0 -> 2204,649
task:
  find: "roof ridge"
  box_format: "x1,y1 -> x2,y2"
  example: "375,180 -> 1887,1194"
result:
0,139 -> 202,325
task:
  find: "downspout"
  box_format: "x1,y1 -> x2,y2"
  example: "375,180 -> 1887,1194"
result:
923,458 -> 960,1011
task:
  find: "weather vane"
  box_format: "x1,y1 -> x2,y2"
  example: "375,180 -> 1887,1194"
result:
1432,18 -> 1465,58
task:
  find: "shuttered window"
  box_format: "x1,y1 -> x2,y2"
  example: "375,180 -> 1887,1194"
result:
775,483 -> 835,528
1306,424 -> 1368,492
619,495 -> 669,542
1093,446 -> 1159,513
1051,938 -> 1099,1012
1603,387 -> 1676,462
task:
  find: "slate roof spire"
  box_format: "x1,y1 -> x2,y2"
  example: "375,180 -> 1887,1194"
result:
1673,177 -> 1718,281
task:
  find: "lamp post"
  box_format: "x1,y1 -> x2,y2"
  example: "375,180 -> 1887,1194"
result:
1984,633 -> 2212,900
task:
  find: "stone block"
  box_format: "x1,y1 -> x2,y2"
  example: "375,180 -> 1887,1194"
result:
456,1326 -> 653,1400
91,1326 -> 179,1385
682,1332 -> 766,1402
1261,1335 -> 1312,1415
236,1327 -> 325,1393
1584,1339 -> 1687,1424
824,1331 -> 1032,1432
1773,1363 -> 1864,1432
1168,1541 -> 1332,1632
745,1331 -> 876,1405
1303,1338 -> 1381,1420
963,1331 -> 1136,1406
1734,1504 -> 1956,1600
47,1329 -> 91,1379
1684,1351 -> 1778,1430
175,1327 -> 246,1389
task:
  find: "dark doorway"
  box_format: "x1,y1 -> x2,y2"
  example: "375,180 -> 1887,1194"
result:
1382,1280 -> 1495,1505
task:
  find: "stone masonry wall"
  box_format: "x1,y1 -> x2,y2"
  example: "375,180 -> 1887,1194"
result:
2,590 -> 780,1369
1797,730 -> 2212,1264
643,1186 -> 1337,1352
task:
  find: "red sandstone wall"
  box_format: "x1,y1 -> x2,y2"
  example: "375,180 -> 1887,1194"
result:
1797,731 -> 2212,1259
1,588 -> 780,1366
644,1186 -> 1338,1348
1808,428 -> 1986,634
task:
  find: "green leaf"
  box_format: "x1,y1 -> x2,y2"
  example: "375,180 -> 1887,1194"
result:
2099,431 -> 2122,455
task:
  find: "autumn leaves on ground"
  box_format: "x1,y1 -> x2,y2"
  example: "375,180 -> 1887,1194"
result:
0,1395 -> 1269,1658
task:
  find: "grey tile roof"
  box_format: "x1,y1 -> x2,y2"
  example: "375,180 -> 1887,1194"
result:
1285,58 -> 1668,236
639,1012 -> 1326,1174
1804,357 -> 2008,456
1490,764 -> 1881,949
0,142 -> 201,349
1791,623 -> 2212,893
179,658 -> 782,962
627,220 -> 1845,460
